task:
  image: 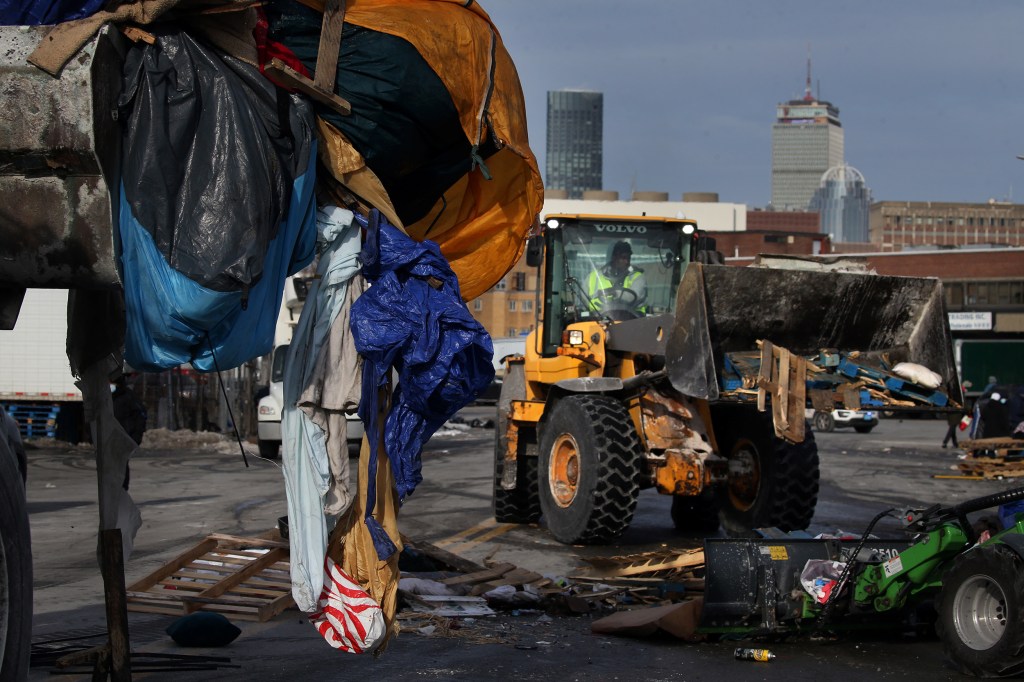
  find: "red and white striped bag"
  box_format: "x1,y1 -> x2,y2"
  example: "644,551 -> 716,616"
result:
308,557 -> 386,653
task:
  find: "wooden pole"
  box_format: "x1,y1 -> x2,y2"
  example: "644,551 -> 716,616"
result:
99,528 -> 132,681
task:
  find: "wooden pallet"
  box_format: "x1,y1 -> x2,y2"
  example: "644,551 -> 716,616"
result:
957,456 -> 1024,480
126,534 -> 294,622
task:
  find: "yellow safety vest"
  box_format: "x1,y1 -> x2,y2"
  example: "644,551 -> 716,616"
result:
587,269 -> 644,312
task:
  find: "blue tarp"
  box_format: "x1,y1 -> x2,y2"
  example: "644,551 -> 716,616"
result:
351,211 -> 494,560
0,0 -> 105,26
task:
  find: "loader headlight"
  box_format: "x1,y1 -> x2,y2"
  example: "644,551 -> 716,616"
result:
565,329 -> 584,346
546,218 -> 560,229
682,223 -> 696,235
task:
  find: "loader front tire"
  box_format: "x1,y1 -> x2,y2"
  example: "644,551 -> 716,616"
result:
937,544 -> 1024,678
712,406 -> 819,536
538,395 -> 642,544
492,364 -> 541,524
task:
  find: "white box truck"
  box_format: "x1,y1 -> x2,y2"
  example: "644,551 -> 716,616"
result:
0,289 -> 84,440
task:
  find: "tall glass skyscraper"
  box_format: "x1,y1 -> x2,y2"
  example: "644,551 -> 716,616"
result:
809,164 -> 871,243
771,73 -> 843,210
546,90 -> 603,199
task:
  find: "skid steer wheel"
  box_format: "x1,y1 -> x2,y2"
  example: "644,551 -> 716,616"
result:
712,406 -> 820,536
671,490 -> 721,535
0,439 -> 32,681
538,395 -> 642,544
812,411 -> 835,433
492,362 -> 540,523
937,544 -> 1024,678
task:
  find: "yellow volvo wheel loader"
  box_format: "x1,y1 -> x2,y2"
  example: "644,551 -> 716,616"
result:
494,214 -> 961,544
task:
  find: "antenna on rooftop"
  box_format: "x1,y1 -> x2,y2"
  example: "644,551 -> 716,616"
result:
804,43 -> 813,102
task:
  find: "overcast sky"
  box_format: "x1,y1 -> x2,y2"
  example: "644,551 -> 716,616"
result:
483,1 -> 1024,208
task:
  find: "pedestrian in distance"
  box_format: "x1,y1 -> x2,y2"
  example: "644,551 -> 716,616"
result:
942,409 -> 965,449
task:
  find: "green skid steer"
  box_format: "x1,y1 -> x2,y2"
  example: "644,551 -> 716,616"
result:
700,485 -> 1024,678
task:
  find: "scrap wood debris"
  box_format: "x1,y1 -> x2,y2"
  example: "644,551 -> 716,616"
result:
945,438 -> 1024,480
564,547 -> 706,612
721,345 -> 956,412
397,536 -> 710,634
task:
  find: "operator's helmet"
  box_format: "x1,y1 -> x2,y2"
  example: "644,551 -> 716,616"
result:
609,240 -> 632,263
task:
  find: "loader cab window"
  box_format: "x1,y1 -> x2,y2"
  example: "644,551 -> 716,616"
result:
540,217 -> 695,355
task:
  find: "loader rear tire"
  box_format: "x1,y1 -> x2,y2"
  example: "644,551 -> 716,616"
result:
937,544 -> 1024,678
538,395 -> 642,544
712,406 -> 819,536
0,436 -> 32,682
492,364 -> 541,524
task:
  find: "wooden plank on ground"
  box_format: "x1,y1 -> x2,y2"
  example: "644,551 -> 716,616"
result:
440,563 -> 516,586
400,534 -> 486,574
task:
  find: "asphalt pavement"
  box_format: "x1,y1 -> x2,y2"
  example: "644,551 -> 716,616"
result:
22,412 -> 1011,681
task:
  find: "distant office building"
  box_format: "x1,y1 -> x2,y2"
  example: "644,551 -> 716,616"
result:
546,90 -> 603,199
771,65 -> 844,210
809,164 -> 871,243
747,209 -> 821,234
869,201 -> 1024,250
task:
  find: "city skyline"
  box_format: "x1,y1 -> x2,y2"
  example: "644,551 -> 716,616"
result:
483,1 -> 1024,208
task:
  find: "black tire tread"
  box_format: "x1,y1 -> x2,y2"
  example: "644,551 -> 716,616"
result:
768,432 -> 820,531
936,544 -> 1024,678
540,395 -> 641,544
493,428 -> 541,523
713,406 -> 820,535
0,437 -> 32,681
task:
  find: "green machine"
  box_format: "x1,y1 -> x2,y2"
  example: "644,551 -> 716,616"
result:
700,485 -> 1024,678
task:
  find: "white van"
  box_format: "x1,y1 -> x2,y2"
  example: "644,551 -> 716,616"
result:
256,344 -> 364,458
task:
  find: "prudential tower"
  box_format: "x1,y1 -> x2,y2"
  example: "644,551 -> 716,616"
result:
771,58 -> 844,210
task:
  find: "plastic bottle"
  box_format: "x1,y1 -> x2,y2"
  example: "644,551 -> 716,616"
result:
734,647 -> 776,662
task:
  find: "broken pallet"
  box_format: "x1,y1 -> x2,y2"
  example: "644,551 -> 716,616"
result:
126,533 -> 294,622
956,457 -> 1024,480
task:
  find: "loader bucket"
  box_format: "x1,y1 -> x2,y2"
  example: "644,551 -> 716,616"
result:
0,26 -> 121,290
665,263 -> 961,405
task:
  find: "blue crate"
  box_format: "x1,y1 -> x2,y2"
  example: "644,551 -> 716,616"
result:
3,403 -> 60,439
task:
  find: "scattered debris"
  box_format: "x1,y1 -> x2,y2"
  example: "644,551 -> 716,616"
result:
401,594 -> 495,618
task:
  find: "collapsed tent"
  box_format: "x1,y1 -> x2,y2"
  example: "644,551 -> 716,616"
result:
263,0 -> 543,300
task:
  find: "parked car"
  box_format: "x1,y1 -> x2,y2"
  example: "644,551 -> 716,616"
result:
805,408 -> 879,433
